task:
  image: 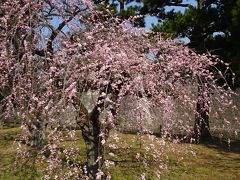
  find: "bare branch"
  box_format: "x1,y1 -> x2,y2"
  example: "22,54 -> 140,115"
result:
47,7 -> 81,54
165,3 -> 190,7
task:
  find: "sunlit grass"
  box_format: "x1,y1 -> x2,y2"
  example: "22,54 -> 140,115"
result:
0,126 -> 239,179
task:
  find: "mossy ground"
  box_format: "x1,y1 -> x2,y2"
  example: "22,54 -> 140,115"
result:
0,126 -> 239,179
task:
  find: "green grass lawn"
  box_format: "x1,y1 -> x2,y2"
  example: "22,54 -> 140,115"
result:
0,126 -> 239,180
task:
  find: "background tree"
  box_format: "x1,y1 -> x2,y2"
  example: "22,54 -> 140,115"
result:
150,0 -> 240,80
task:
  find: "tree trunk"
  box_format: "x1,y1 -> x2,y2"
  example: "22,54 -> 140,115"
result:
194,82 -> 211,142
0,95 -> 4,124
26,121 -> 46,149
119,0 -> 124,11
80,106 -> 106,179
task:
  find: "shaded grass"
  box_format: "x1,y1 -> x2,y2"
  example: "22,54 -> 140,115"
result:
0,126 -> 239,179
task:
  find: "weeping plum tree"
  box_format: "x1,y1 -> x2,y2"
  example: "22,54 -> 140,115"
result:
0,0 -> 97,147
0,0 -> 238,179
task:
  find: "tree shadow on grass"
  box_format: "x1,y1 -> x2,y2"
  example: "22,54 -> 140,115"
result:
201,136 -> 240,154
172,133 -> 240,153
